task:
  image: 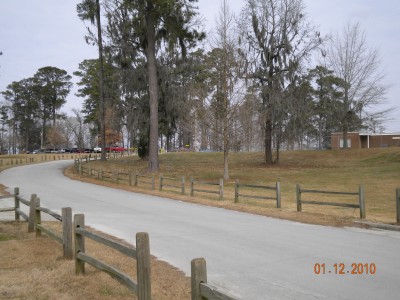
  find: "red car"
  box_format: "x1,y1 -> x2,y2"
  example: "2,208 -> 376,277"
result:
105,147 -> 126,152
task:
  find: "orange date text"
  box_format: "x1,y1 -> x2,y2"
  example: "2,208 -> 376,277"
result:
313,263 -> 376,275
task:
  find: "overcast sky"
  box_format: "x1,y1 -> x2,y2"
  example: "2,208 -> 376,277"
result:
0,0 -> 399,132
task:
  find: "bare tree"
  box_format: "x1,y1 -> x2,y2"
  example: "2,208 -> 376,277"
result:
239,0 -> 323,164
199,0 -> 247,179
212,0 -> 245,179
324,22 -> 389,147
65,109 -> 88,149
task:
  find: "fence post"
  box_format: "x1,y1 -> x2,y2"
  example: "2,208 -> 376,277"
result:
219,178 -> 224,200
397,188 -> 400,224
62,207 -> 73,260
14,187 -> 20,221
191,258 -> 207,300
35,198 -> 41,237
129,172 -> 133,186
29,195 -> 38,233
234,180 -> 239,203
181,176 -> 185,195
78,159 -> 82,176
134,172 -> 138,187
190,177 -> 194,196
276,181 -> 281,208
159,175 -> 163,192
74,214 -> 85,275
359,185 -> 366,219
151,174 -> 155,190
136,232 -> 151,300
296,184 -> 302,212
28,194 -> 37,232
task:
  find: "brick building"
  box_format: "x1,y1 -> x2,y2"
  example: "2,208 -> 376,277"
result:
331,132 -> 400,149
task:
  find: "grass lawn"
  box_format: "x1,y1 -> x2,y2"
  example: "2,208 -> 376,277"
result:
72,147 -> 400,226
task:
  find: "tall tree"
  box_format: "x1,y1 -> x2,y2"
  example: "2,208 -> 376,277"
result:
0,105 -> 8,153
104,0 -> 205,171
2,79 -> 41,152
77,0 -> 107,160
74,58 -> 122,148
208,0 -> 246,179
325,22 -> 388,148
307,66 -> 345,149
34,66 -> 72,148
239,0 -> 322,164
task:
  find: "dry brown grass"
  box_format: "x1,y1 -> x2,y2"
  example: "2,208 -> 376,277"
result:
0,221 -> 190,300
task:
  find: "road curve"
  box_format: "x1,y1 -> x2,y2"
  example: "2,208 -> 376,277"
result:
1,160 -> 399,299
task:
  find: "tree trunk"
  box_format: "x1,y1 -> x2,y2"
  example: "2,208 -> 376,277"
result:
343,123 -> 349,149
223,111 -> 229,179
265,114 -> 273,164
96,0 -> 107,161
41,117 -> 46,149
52,95 -> 56,127
342,89 -> 350,149
146,8 -> 159,172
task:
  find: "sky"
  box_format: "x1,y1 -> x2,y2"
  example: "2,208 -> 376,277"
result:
0,0 -> 399,132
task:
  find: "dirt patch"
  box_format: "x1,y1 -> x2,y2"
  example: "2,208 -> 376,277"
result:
0,221 -> 190,300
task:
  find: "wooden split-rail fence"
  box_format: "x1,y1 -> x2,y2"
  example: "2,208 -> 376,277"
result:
159,175 -> 185,194
296,184 -> 366,219
0,187 -> 240,299
190,178 -> 224,200
234,180 -> 281,208
74,214 -> 151,299
74,159 -> 378,219
1,187 -> 73,259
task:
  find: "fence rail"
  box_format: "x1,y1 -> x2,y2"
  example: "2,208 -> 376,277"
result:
159,175 -> 185,194
2,188 -> 74,258
234,180 -> 281,208
0,193 -> 14,212
190,178 -> 224,200
135,173 -> 155,190
74,214 -> 151,300
191,258 -> 239,300
296,184 -> 366,219
1,187 -> 243,298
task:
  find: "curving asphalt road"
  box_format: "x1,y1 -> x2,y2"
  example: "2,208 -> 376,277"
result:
1,160 -> 400,299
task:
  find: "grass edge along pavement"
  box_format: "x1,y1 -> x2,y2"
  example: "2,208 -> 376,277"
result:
0,220 -> 191,300
67,148 -> 400,228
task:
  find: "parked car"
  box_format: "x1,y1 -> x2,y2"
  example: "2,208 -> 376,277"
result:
105,147 -> 126,152
93,147 -> 101,153
70,148 -> 81,153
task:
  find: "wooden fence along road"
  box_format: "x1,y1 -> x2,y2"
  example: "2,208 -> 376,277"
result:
74,214 -> 151,299
74,158 -> 395,221
0,187 -> 239,300
296,184 -> 366,219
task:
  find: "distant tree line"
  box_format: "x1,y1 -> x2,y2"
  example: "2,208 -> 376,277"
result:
0,0 -> 388,169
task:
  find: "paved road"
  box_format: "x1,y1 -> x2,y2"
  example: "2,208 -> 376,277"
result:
1,160 -> 399,299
